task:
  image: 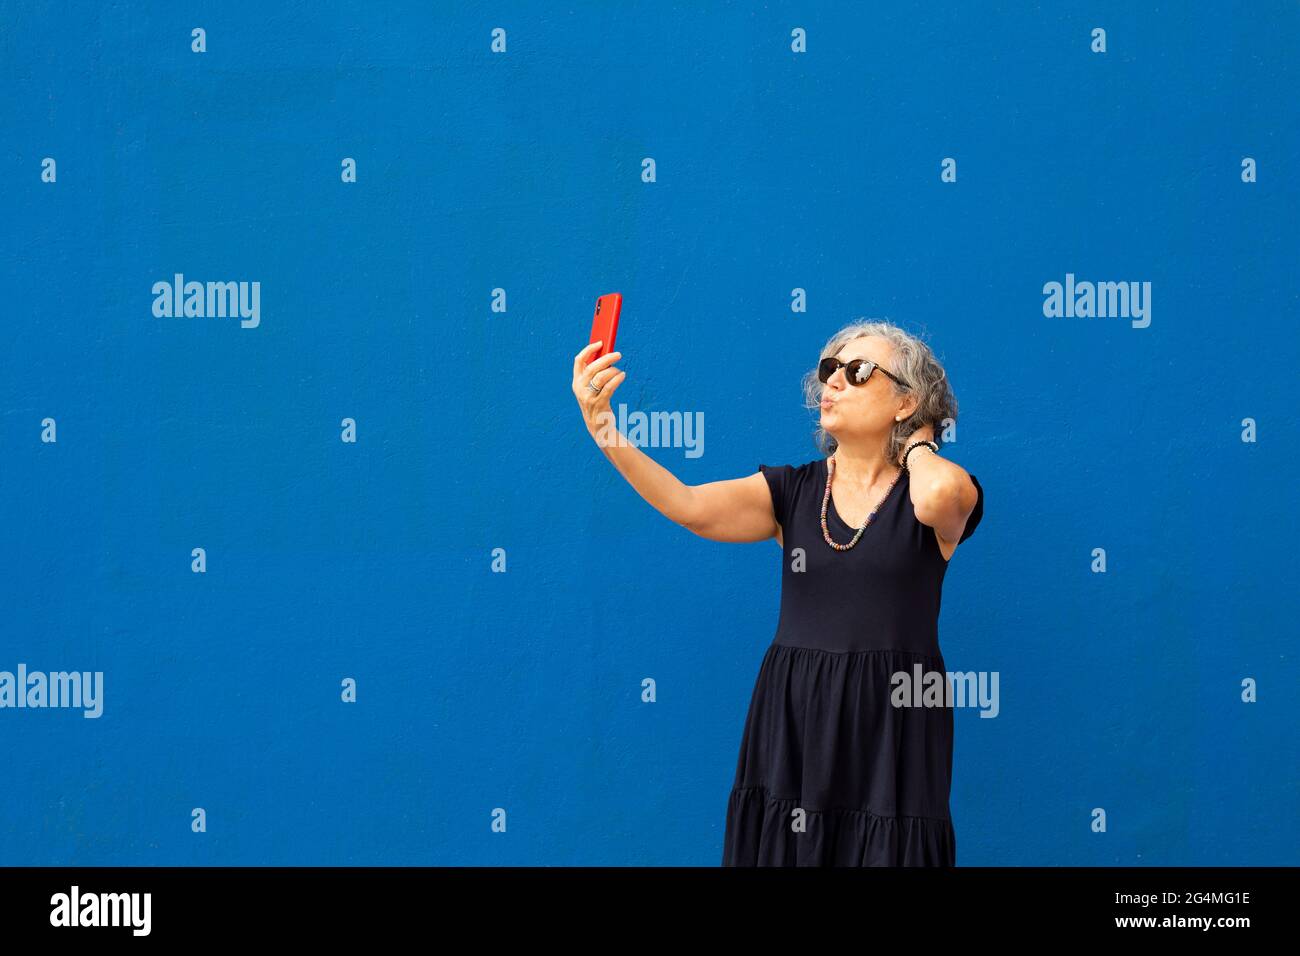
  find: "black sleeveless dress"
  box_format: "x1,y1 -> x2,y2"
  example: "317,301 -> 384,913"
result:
722,456 -> 984,866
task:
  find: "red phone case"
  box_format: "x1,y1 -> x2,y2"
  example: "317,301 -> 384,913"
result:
588,293 -> 622,364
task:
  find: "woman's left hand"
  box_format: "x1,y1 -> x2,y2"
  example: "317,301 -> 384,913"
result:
898,422 -> 936,465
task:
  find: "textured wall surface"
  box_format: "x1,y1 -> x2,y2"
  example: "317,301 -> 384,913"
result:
2,1 -> 1296,865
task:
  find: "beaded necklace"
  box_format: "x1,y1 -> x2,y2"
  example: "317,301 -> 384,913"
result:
820,455 -> 903,551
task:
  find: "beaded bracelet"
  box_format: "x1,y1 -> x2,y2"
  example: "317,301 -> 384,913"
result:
902,440 -> 939,471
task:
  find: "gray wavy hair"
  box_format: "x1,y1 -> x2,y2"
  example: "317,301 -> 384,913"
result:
800,319 -> 958,462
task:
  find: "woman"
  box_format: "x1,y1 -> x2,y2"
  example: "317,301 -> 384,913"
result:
571,319 -> 984,866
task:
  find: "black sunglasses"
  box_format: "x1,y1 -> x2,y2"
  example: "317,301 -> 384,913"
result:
817,356 -> 910,390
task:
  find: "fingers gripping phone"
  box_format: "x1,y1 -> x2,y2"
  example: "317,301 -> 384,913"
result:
587,293 -> 622,364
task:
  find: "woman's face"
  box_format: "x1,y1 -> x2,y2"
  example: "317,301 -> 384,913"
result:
818,335 -> 912,442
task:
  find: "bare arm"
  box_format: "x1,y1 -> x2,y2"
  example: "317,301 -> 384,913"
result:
898,425 -> 979,546
669,470 -> 778,544
572,341 -> 778,543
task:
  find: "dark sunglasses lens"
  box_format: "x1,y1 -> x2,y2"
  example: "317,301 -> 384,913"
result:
817,358 -> 838,383
848,360 -> 873,385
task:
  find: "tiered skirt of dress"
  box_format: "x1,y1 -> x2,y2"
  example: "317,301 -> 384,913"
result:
722,641 -> 957,867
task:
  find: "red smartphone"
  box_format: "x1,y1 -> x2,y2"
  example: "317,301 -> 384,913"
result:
587,293 -> 622,364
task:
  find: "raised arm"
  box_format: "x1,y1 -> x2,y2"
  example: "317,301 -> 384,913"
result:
572,341 -> 778,543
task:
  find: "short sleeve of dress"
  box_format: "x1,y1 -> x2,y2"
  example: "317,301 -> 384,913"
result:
959,474 -> 984,543
758,463 -> 794,529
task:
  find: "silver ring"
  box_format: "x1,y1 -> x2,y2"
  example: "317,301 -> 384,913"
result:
586,380 -> 602,394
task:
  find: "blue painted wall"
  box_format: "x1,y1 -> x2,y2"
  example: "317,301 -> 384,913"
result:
2,1 -> 1296,865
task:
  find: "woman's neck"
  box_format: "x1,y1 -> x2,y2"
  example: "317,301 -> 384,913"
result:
830,441 -> 899,488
